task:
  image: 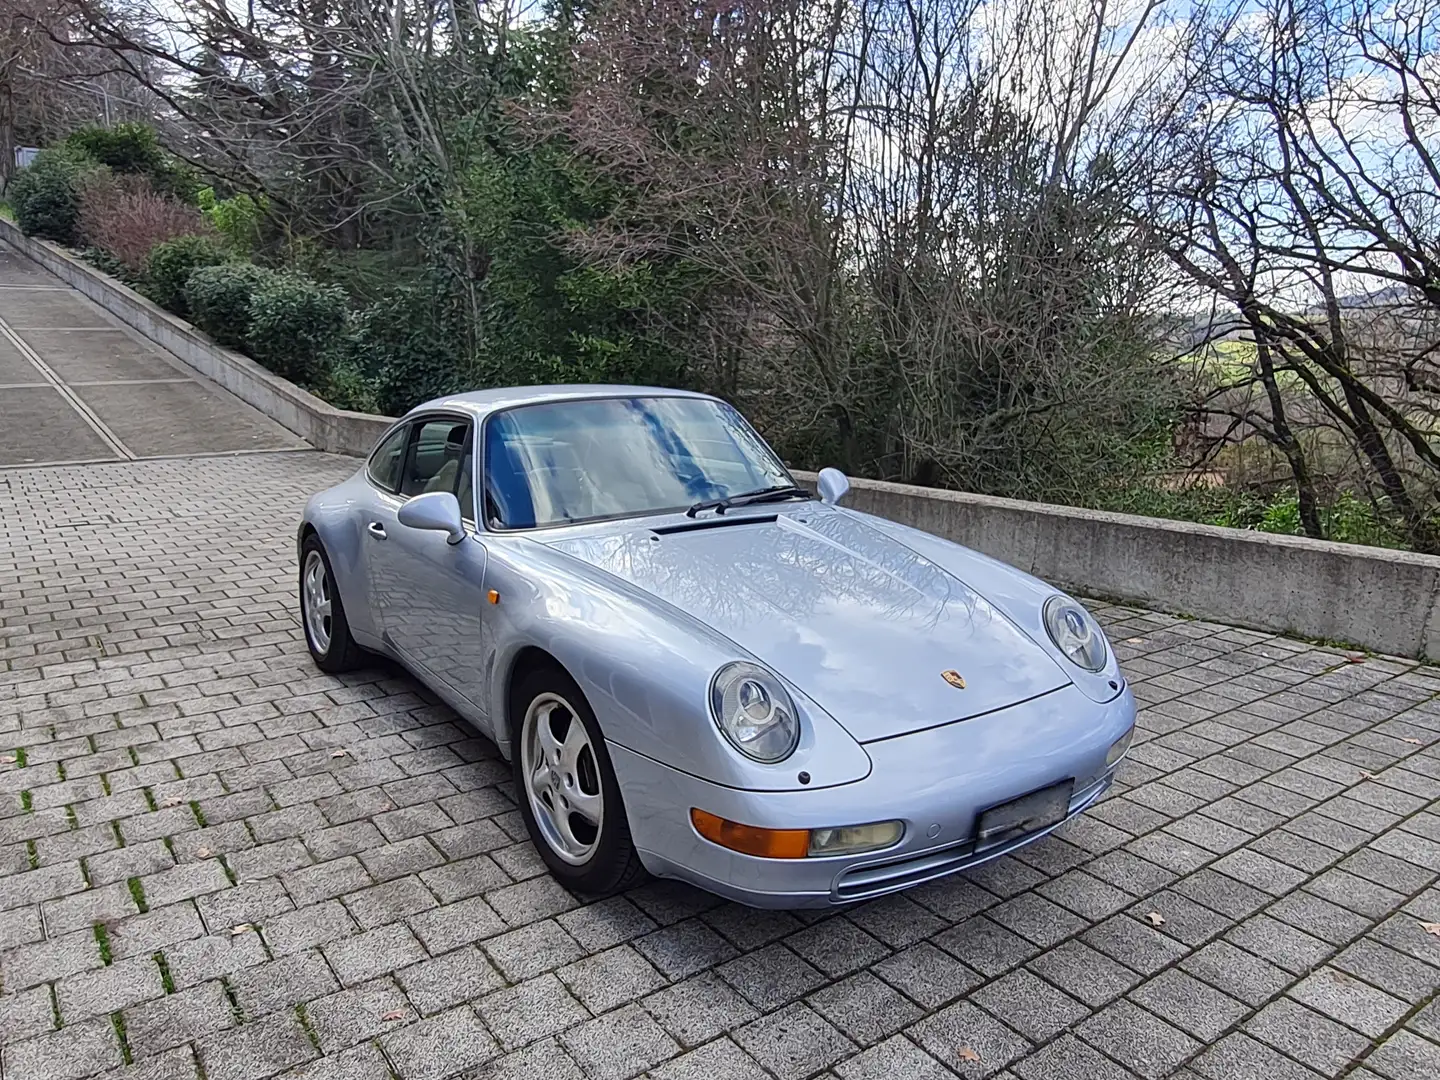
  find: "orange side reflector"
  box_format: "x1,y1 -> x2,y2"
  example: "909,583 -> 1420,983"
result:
690,808 -> 809,859
486,590 -> 500,604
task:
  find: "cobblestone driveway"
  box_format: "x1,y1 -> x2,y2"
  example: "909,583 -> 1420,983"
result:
2,451 -> 1439,1080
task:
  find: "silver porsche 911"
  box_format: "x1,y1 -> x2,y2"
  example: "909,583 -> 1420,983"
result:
296,385 -> 1136,907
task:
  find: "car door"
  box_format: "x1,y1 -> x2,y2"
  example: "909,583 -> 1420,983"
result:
367,415 -> 490,710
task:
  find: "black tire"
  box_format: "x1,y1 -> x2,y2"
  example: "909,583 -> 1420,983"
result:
510,664 -> 647,897
299,535 -> 365,673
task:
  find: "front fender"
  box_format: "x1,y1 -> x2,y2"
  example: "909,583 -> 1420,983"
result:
846,509 -> 1127,703
480,537 -> 871,791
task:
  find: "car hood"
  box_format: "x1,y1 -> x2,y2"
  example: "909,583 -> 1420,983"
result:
542,508 -> 1071,742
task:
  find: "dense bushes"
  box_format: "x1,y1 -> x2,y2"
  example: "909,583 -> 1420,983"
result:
246,272 -> 348,386
141,235 -> 228,317
346,284 -> 475,416
8,146 -> 106,243
77,172 -> 211,273
67,124 -> 197,202
185,263 -> 273,350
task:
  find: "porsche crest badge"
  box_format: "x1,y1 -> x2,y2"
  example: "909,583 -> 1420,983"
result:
941,670 -> 966,689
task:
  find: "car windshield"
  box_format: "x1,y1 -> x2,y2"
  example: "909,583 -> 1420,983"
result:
483,396 -> 795,528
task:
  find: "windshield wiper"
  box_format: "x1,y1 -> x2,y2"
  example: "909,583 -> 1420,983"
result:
686,485 -> 813,517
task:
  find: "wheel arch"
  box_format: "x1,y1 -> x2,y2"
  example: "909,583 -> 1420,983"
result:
498,645 -> 575,753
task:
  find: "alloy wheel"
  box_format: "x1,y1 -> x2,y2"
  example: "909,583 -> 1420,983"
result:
521,692 -> 604,864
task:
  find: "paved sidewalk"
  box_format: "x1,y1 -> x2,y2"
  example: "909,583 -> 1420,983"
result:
1,451 -> 1438,1080
0,245 -> 302,466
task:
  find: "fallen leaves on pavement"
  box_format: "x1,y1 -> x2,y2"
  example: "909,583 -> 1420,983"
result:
956,1046 -> 982,1063
229,924 -> 253,936
1144,912 -> 1166,927
1421,921 -> 1440,938
381,1009 -> 407,1021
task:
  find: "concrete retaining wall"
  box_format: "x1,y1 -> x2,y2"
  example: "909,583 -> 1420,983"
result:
0,219 -> 392,456
794,472 -> 1440,661
6,219 -> 1436,658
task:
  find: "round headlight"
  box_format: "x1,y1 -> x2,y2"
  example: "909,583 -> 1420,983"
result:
710,661 -> 800,763
1043,595 -> 1108,672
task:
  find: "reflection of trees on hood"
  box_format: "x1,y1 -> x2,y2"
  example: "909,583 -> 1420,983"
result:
556,511 -> 983,634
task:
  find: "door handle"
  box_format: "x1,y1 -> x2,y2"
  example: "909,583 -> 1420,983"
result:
367,522 -> 387,540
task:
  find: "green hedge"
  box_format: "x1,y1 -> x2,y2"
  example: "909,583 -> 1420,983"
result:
9,147 -> 107,243
246,272 -> 348,387
142,236 -> 229,318
185,262 -> 274,351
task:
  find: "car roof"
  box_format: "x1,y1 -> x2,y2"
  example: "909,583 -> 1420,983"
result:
404,384 -> 719,422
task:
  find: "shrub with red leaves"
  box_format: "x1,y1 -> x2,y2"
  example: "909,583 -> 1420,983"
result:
77,172 -> 213,272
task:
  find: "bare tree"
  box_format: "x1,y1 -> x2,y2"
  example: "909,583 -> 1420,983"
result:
1160,0 -> 1440,549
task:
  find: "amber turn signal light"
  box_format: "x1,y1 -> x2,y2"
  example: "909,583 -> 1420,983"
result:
690,808 -> 809,859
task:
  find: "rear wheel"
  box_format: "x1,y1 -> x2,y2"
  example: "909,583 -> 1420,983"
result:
512,665 -> 646,896
299,536 -> 364,673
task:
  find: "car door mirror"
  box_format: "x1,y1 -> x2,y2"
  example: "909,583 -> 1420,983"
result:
817,467 -> 850,506
398,491 -> 465,544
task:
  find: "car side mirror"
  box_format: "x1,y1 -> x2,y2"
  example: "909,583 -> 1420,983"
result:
398,491 -> 465,544
817,467 -> 850,506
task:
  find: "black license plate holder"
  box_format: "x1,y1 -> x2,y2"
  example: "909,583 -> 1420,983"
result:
975,780 -> 1074,853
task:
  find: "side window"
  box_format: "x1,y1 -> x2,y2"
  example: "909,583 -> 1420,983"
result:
367,426 -> 409,492
400,419 -> 473,504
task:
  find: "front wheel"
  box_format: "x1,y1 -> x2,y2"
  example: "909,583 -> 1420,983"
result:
299,536 -> 364,673
511,666 -> 646,896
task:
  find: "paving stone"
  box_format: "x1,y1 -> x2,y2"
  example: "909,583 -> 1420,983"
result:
397,946 -> 505,1016
476,973 -> 589,1051
275,1040 -> 391,1080
196,1011 -> 319,1080
1077,999 -> 1200,1079
460,1038 -> 585,1080
785,917 -> 890,977
555,897 -> 656,952
556,944 -> 665,1014
634,918 -> 738,979
1026,939 -> 1141,1008
648,1037 -> 768,1080
108,903 -> 207,961
408,895 -> 506,953
833,1033 -> 955,1080
1082,915 -> 1190,975
641,972 -> 760,1049
0,983 -> 57,1047
322,922 -> 426,987
1286,967 -> 1410,1037
910,999 -> 1031,1078
1243,998 -> 1369,1074
0,926 -> 105,989
306,977 -> 416,1053
283,857 -> 373,907
380,1005 -> 498,1079
1,1015 -> 124,1080
716,943 -> 827,1010
482,919 -> 583,982
1128,969 -> 1248,1042
56,954 -> 167,1020
1224,915 -> 1334,975
1012,1033 -> 1138,1080
557,1003 -> 679,1080
1364,1030 -> 1440,1080
933,915 -> 1040,976
873,940 -> 984,1009
733,1001 -> 855,1080
341,875 -> 438,929
229,951 -> 339,1017
125,979 -> 236,1056
1186,1031 -> 1319,1080
90,1045 -> 203,1080
971,969 -> 1090,1042
808,970 -> 925,1046
1333,939 -> 1440,1004
261,900 -> 359,957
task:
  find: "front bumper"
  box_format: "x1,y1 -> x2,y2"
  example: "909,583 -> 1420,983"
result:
610,682 -> 1136,908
